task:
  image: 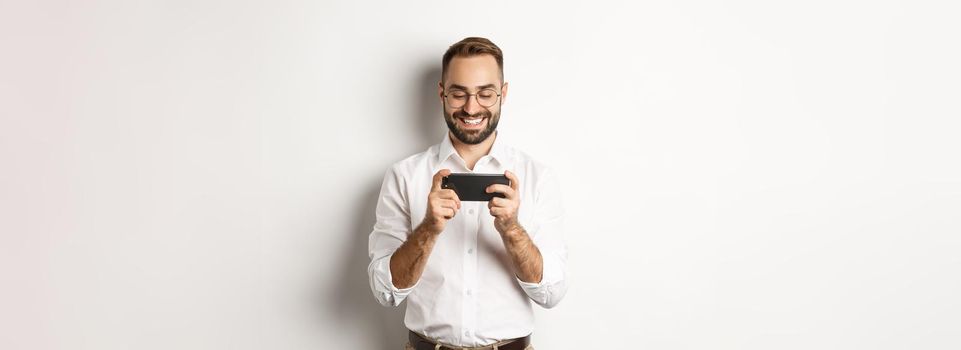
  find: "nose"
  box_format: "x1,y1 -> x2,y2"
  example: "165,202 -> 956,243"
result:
463,94 -> 483,115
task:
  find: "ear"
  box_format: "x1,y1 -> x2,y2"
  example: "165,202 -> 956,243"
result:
500,81 -> 509,105
438,81 -> 445,104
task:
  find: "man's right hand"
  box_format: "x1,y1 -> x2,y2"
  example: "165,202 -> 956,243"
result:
423,169 -> 461,234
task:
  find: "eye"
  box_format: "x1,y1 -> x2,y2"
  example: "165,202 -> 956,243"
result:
450,91 -> 467,99
478,90 -> 496,99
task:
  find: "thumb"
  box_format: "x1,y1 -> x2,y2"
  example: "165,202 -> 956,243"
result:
432,169 -> 451,191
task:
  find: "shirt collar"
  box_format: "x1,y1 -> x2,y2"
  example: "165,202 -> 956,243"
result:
437,131 -> 512,166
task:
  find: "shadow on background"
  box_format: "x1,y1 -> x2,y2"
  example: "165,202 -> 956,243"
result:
326,63 -> 443,349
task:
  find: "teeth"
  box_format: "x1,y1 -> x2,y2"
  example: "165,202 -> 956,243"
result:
463,118 -> 483,125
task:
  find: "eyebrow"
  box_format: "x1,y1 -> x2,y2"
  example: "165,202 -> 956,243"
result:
448,83 -> 498,91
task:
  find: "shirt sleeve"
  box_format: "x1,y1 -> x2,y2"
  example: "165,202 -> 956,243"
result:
515,167 -> 569,309
367,165 -> 418,307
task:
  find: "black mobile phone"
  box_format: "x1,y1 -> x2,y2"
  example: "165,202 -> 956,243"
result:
441,173 -> 510,201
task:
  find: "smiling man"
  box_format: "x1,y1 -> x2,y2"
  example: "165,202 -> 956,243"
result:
368,37 -> 569,350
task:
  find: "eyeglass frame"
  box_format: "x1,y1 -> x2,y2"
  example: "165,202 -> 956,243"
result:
441,84 -> 504,109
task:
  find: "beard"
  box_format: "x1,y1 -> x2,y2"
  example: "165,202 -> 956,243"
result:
443,107 -> 500,145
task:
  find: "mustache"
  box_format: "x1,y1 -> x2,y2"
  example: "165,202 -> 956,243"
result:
452,110 -> 492,119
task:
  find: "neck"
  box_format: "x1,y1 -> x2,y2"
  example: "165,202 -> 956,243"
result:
449,131 -> 496,171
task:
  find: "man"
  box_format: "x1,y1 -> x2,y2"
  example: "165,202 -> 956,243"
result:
368,37 -> 568,350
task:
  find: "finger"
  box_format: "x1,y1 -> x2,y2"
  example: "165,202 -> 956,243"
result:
432,169 -> 451,191
439,199 -> 458,211
441,208 -> 455,219
505,170 -> 519,191
489,197 -> 507,208
437,189 -> 456,198
489,207 -> 503,217
440,189 -> 462,209
486,184 -> 515,199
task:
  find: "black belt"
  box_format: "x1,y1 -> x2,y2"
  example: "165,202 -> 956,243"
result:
408,330 -> 530,350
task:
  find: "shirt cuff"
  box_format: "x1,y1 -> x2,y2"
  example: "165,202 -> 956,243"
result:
373,252 -> 417,306
514,250 -> 566,308
515,275 -> 554,306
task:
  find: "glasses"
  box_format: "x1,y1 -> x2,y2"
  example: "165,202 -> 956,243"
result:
443,88 -> 502,108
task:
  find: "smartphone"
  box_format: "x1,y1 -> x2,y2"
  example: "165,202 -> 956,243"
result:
441,173 -> 510,201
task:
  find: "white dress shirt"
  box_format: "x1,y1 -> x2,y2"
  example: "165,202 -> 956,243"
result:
367,131 -> 569,347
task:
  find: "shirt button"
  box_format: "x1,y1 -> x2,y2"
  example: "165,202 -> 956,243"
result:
466,289 -> 472,296
467,248 -> 473,254
464,330 -> 471,337
468,208 -> 475,214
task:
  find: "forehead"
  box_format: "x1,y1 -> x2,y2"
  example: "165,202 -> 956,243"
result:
444,55 -> 501,87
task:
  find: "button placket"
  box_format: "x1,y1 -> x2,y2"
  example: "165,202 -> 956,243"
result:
461,201 -> 479,344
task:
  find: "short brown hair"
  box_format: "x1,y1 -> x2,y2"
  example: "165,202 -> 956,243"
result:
441,37 -> 504,84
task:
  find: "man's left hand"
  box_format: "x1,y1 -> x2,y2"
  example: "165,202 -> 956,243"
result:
487,170 -> 523,236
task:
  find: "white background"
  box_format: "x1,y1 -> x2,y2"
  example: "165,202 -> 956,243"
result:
2,0 -> 959,349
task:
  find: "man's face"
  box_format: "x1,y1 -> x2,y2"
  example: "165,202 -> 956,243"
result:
439,55 -> 508,145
